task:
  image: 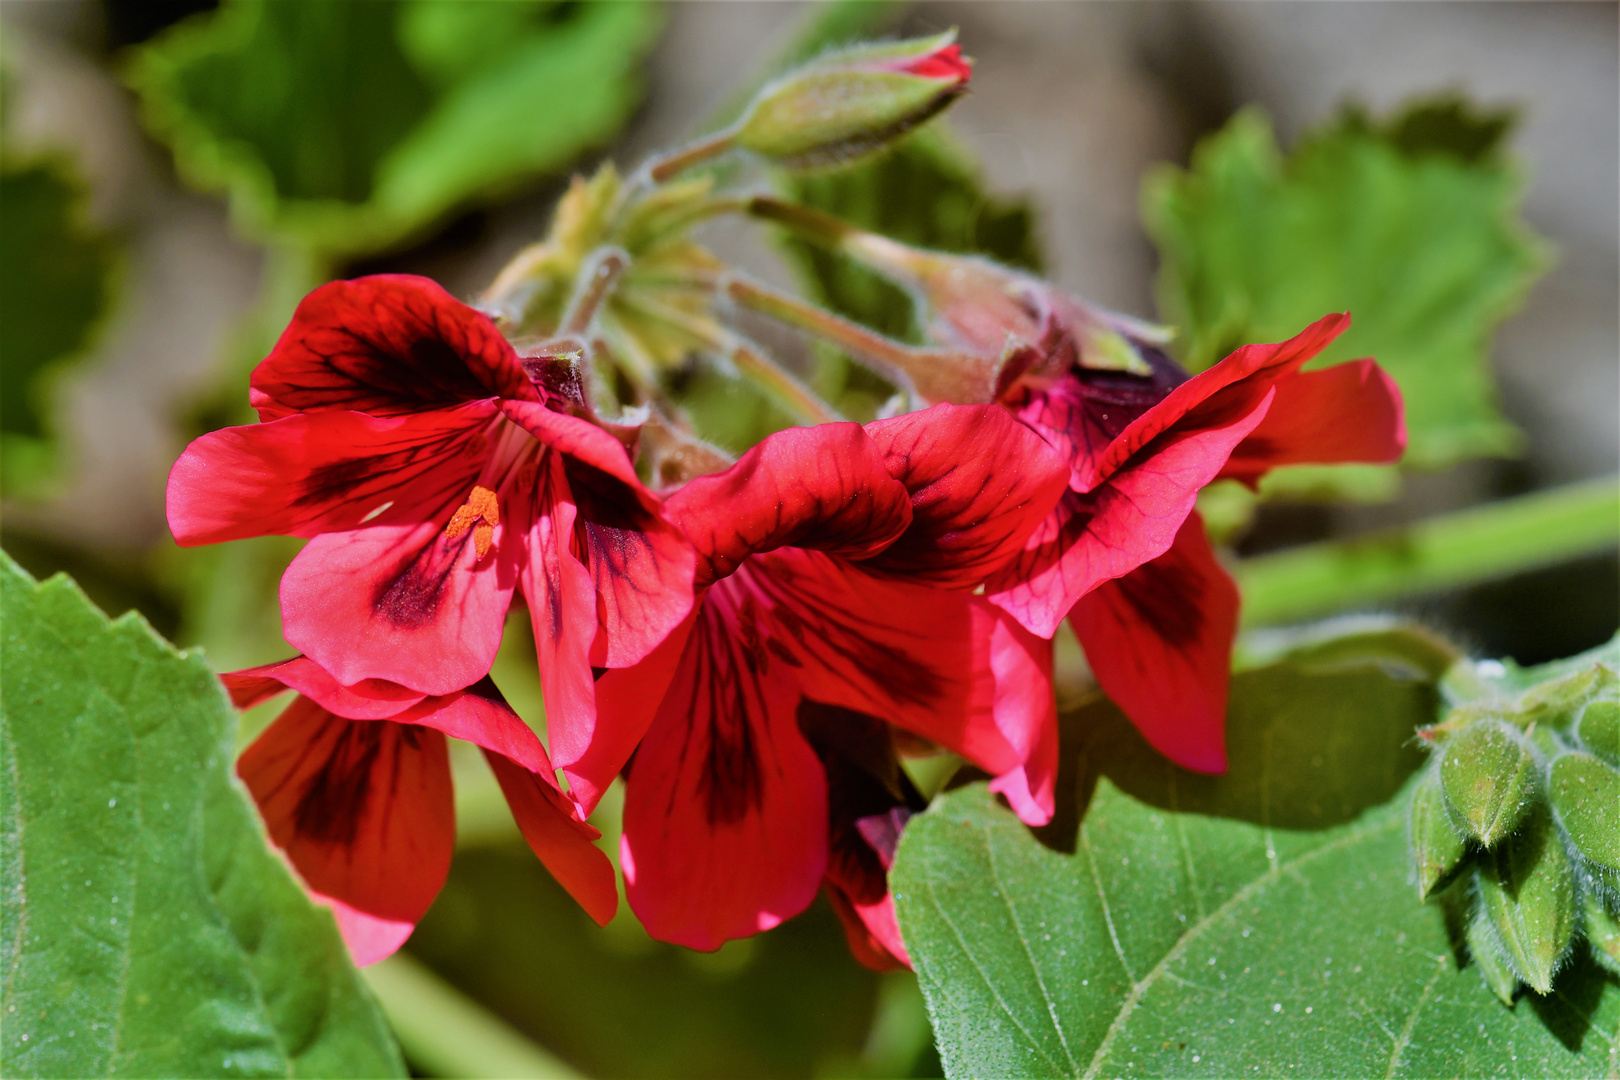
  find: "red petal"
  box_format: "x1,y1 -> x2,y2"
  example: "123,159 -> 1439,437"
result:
1083,313 -> 1348,491
308,892 -> 416,968
280,519 -> 515,696
665,422 -> 912,588
736,550 -> 1034,781
1069,513 -> 1238,773
514,453 -> 602,798
825,884 -> 909,971
221,656 -> 426,717
251,275 -> 528,421
503,401 -> 697,670
986,620 -> 1059,826
987,386 -> 1274,638
1220,359 -> 1407,485
861,404 -> 1069,588
483,750 -> 619,927
236,698 -> 454,962
620,593 -> 828,950
397,677 -> 553,775
575,612 -> 697,815
167,406 -> 492,546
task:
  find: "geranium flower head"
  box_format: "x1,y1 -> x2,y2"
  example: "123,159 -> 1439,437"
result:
594,405 -> 1069,954
223,655 -> 616,965
166,275 -> 695,794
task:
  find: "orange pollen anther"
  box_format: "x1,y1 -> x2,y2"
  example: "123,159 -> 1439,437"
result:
445,485 -> 501,560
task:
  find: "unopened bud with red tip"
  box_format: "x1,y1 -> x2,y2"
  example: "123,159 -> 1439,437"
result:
733,31 -> 973,169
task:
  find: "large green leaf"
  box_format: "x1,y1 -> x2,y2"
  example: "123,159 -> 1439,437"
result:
0,159 -> 120,494
892,628 -> 1620,1077
1143,101 -> 1549,476
128,0 -> 661,257
0,551 -> 403,1078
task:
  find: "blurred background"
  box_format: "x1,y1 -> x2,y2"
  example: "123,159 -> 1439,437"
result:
2,2 -> 1615,1076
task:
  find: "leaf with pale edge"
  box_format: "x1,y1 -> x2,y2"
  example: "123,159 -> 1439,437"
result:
128,0 -> 660,256
892,627 -> 1619,1078
1143,100 -> 1548,478
0,551 -> 403,1078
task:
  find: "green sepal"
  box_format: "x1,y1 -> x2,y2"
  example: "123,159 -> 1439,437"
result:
1476,809 -> 1577,994
1583,891 -> 1620,977
1440,718 -> 1537,846
734,32 -> 967,169
1547,752 -> 1620,877
1576,697 -> 1620,767
1466,911 -> 1520,1005
1410,768 -> 1468,898
1519,664 -> 1618,731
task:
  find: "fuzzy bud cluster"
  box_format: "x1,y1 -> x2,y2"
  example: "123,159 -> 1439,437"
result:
1412,661 -> 1620,1000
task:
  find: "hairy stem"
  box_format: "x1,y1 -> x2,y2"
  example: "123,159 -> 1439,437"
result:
1234,477 -> 1620,627
560,247 -> 630,336
724,274 -> 924,389
645,128 -> 740,184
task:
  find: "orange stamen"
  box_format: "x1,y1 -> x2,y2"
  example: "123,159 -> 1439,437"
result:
445,485 -> 501,560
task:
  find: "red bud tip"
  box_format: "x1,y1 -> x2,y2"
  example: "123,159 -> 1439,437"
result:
899,44 -> 972,83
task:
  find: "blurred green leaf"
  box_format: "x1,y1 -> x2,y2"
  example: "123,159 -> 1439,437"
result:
892,626 -> 1620,1077
0,159 -> 119,493
1143,99 -> 1549,481
0,550 -> 403,1078
129,0 -> 661,257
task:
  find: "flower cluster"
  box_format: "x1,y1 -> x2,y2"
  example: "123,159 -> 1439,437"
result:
166,33 -> 1405,970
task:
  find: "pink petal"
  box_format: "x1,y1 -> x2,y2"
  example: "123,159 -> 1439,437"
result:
280,519 -> 515,696
221,656 -> 426,718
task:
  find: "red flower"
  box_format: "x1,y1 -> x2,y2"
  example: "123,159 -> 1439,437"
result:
223,656 -> 616,965
825,239 -> 1405,771
166,275 -> 695,795
593,405 -> 1068,952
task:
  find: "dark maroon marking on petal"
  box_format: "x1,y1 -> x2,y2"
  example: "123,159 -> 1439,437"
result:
798,699 -> 924,904
288,421 -> 481,520
373,535 -> 469,629
754,565 -> 944,710
1111,552 -> 1206,649
464,675 -> 508,704
672,596 -> 776,828
292,722 -> 424,845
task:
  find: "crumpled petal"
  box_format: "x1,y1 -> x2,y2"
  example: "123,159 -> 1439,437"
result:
861,403 -> 1068,588
665,422 -> 912,588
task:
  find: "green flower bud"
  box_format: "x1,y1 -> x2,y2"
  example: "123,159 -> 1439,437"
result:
1410,770 -> 1468,899
733,32 -> 972,168
1466,913 -> 1520,1005
1440,719 -> 1537,846
1582,891 -> 1620,978
1477,810 -> 1577,994
1520,663 -> 1617,730
1576,697 -> 1620,767
1547,752 -> 1620,878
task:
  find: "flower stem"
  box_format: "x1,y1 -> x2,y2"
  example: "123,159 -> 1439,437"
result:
723,274 -> 923,389
746,194 -> 859,250
645,128 -> 740,184
560,246 -> 630,336
363,953 -> 581,1079
1234,476 -> 1620,627
617,292 -> 842,426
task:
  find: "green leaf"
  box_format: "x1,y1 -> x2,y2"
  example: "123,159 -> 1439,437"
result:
0,159 -> 120,494
892,628 -> 1619,1077
128,0 -> 660,257
0,551 -> 403,1078
1143,99 -> 1549,477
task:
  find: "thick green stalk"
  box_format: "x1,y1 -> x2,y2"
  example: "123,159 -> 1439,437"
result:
363,953 -> 581,1079
1235,477 -> 1620,627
